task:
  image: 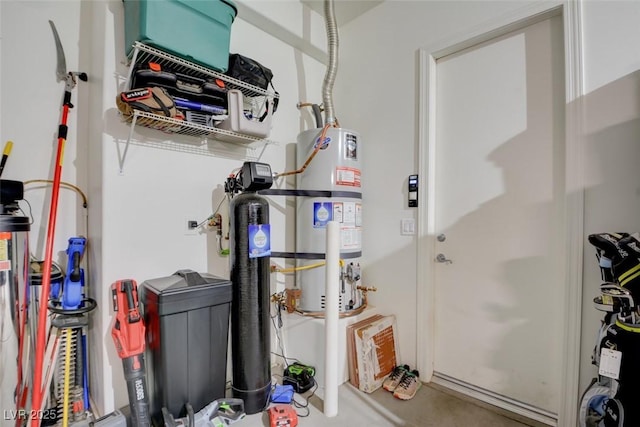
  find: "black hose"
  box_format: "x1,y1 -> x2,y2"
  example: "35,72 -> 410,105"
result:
312,104 -> 323,128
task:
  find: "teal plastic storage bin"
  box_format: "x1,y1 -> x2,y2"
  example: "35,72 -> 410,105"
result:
124,0 -> 237,72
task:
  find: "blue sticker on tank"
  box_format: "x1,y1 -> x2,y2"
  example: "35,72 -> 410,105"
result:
313,202 -> 333,228
314,136 -> 331,150
248,224 -> 271,258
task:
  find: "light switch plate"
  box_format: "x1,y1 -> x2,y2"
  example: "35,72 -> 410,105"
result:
401,218 -> 415,235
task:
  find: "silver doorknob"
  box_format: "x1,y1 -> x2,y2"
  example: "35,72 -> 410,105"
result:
435,253 -> 453,264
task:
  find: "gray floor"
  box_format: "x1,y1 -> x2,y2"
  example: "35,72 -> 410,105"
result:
233,382 -> 545,427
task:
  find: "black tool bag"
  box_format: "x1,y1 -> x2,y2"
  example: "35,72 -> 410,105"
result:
131,61 -> 228,108
226,54 -> 279,115
226,54 -> 273,89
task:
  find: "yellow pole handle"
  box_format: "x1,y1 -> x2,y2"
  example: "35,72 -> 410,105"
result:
62,328 -> 72,427
3,140 -> 13,156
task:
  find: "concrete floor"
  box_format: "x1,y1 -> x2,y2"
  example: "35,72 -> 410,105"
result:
233,381 -> 547,427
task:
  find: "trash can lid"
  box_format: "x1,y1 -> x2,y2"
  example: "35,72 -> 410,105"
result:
140,269 -> 232,315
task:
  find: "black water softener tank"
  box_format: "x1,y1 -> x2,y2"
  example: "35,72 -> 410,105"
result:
230,162 -> 272,414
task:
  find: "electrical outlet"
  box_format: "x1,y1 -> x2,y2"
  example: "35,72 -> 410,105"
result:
184,217 -> 198,236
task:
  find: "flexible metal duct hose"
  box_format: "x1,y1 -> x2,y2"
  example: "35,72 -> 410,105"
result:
322,0 -> 338,125
229,193 -> 271,415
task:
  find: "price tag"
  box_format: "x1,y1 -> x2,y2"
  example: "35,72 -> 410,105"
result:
599,348 -> 622,379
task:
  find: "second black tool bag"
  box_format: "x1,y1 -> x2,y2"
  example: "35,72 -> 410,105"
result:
131,61 -> 228,109
226,54 -> 273,89
226,54 -> 279,116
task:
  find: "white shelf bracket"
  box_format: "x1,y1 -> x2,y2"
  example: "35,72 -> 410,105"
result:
119,114 -> 138,174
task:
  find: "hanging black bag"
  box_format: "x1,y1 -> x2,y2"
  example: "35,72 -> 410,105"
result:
226,54 -> 279,116
227,54 -> 273,89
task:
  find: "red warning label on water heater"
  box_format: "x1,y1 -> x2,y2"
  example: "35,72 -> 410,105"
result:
336,167 -> 361,187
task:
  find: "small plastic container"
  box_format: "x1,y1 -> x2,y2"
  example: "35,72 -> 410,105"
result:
124,0 -> 237,72
217,90 -> 272,138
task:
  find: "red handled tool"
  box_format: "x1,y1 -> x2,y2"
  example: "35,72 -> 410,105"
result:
30,21 -> 88,426
111,279 -> 151,427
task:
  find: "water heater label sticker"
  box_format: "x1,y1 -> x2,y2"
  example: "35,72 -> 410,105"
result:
336,167 -> 361,187
356,204 -> 362,227
333,202 -> 344,223
313,202 -> 333,228
343,202 -> 356,225
248,224 -> 271,258
340,227 -> 361,250
345,134 -> 358,160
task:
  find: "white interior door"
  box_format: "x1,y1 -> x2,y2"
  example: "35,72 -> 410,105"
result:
432,14 -> 565,419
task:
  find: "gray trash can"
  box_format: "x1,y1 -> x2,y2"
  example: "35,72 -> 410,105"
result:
139,269 -> 232,423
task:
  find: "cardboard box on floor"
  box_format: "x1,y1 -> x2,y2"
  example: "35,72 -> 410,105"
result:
347,314 -> 383,388
347,314 -> 399,393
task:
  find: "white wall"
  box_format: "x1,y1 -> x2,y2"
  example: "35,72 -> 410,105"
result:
92,0 -> 330,413
1,1 -> 87,267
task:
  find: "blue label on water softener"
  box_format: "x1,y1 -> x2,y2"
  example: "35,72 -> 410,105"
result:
248,224 -> 271,258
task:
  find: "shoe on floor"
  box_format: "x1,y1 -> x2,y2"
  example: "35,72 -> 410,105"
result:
393,369 -> 421,400
383,364 -> 410,392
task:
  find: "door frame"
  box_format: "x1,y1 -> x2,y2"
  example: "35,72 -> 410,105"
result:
416,2 -> 584,426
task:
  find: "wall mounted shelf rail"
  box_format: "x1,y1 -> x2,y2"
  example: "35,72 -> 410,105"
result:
117,42 -> 279,172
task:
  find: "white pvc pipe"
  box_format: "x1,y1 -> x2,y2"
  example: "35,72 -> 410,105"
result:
324,221 -> 340,417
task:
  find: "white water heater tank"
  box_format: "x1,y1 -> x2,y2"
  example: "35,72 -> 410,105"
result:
296,127 -> 363,312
